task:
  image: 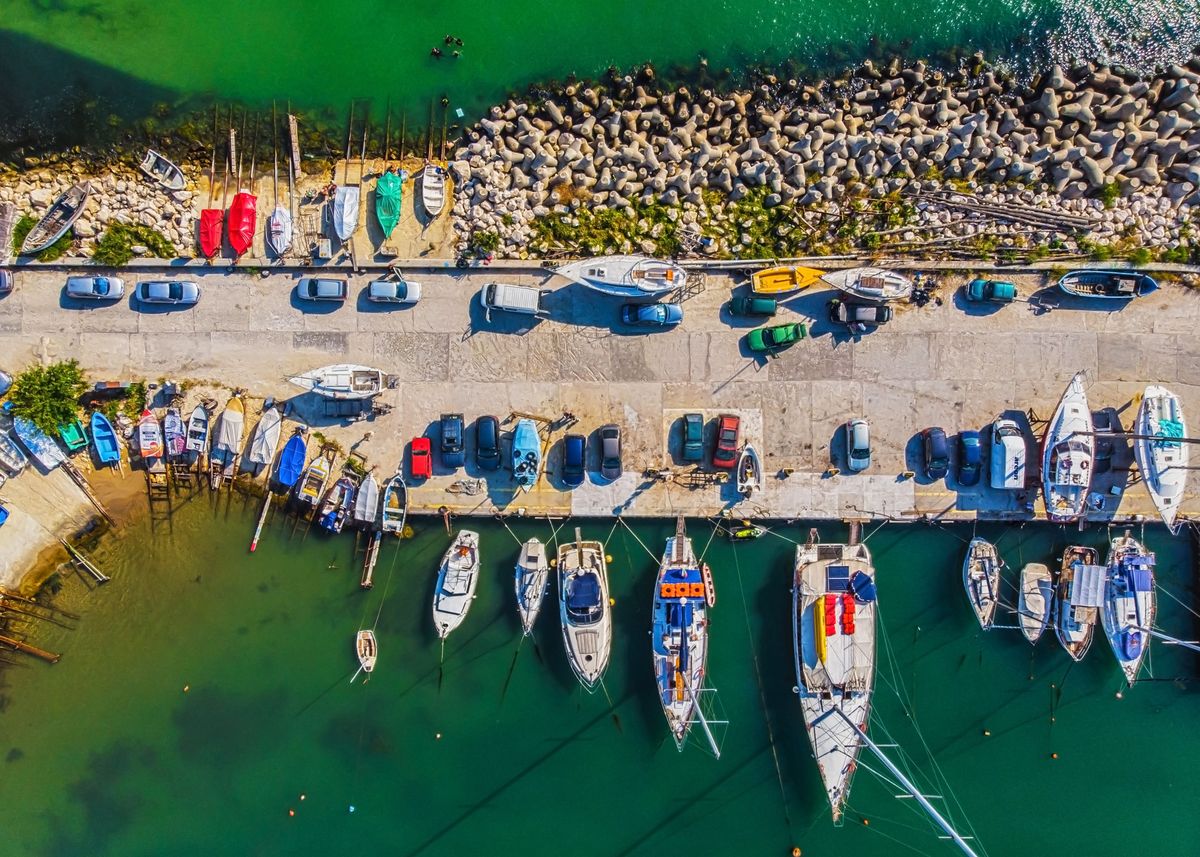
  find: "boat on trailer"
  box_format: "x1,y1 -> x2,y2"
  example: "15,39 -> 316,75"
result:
433,530 -> 481,639
736,445 -> 762,497
381,472 -> 408,534
21,182 -> 91,255
1102,534 -> 1156,686
555,254 -> 686,299
1134,385 -> 1188,533
558,528 -> 612,691
963,537 -> 1000,630
820,267 -> 913,302
419,164 -> 445,218
1056,546 -> 1101,662
514,538 -> 550,636
139,150 -> 186,191
792,540 -> 878,824
287,364 -> 391,400
1041,371 -> 1094,523
511,418 -> 541,492
1018,563 -> 1053,644
1057,269 -> 1157,300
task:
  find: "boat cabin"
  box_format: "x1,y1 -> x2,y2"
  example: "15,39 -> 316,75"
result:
1049,440 -> 1091,487
566,572 -> 603,624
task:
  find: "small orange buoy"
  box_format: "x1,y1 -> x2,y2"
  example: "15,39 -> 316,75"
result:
288,809 -> 295,817
1051,752 -> 1059,760
862,818 -> 870,827
792,848 -> 802,857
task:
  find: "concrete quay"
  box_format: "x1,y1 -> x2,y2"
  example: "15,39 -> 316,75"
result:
0,265 -> 1196,526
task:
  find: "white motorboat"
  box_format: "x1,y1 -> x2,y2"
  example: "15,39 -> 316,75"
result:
652,521 -> 717,753
331,185 -> 360,242
185,405 -> 209,454
209,397 -> 244,489
1134,385 -> 1187,534
1056,546 -> 1101,662
1102,534 -> 1156,686
296,454 -> 332,507
514,538 -> 550,636
963,537 -> 1000,630
736,445 -> 762,497
420,164 -> 446,218
1041,371 -> 1094,523
352,474 -> 380,528
1018,563 -> 1053,644
381,472 -> 407,534
558,529 -> 612,690
432,530 -> 481,639
554,255 -> 686,298
246,408 -> 282,469
287,364 -> 391,400
792,540 -> 877,824
820,267 -> 913,302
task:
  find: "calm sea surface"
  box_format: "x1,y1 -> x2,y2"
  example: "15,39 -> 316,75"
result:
0,496 -> 1196,856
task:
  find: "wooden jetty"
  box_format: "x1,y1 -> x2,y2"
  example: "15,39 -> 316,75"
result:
360,530 -> 382,589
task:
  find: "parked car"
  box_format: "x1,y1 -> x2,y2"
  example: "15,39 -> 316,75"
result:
135,280 -> 200,306
828,298 -> 892,332
745,322 -> 806,354
598,424 -> 622,480
620,302 -> 683,328
297,277 -> 348,302
66,276 -> 124,301
958,430 -> 982,486
410,436 -> 432,479
845,418 -> 871,472
712,414 -> 740,469
440,413 -> 465,468
727,296 -> 777,317
922,427 -> 950,480
367,278 -> 421,305
475,415 -> 500,470
965,279 -> 1017,303
681,413 -> 704,462
0,270 -> 12,296
561,433 -> 586,487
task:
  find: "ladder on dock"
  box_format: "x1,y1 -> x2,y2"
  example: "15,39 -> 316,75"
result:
169,456 -> 195,489
360,531 -> 382,589
146,459 -> 171,504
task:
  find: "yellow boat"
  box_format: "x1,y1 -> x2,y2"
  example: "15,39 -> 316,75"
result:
750,265 -> 825,295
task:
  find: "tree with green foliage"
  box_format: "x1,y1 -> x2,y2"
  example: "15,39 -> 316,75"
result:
7,360 -> 87,434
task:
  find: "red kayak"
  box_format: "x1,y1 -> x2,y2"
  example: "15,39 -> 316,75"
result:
227,191 -> 257,257
198,208 -> 223,259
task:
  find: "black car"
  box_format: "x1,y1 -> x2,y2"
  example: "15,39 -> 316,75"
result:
828,298 -> 893,332
440,413 -> 465,469
598,424 -> 622,481
561,433 -> 586,487
922,427 -> 950,480
475,415 -> 500,470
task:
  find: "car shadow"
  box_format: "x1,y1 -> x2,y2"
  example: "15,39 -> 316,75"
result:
828,425 -> 847,472
59,291 -> 122,311
125,293 -> 196,314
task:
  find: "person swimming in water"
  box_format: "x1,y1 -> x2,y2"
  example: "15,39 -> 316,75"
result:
431,47 -> 443,58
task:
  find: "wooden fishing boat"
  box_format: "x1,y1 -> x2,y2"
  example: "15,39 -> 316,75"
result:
433,530 -> 481,639
246,408 -> 282,470
1102,534 -> 1156,685
139,150 -> 186,191
162,408 -> 186,459
0,430 -> 28,475
1056,546 -> 1101,662
89,411 -> 120,467
137,409 -> 164,460
352,473 -> 380,529
1041,371 -> 1094,523
375,168 -> 404,239
275,431 -> 307,489
736,445 -> 762,497
288,364 -> 391,400
56,420 -> 87,453
356,629 -> 377,674
381,472 -> 408,534
420,164 -> 445,218
296,453 -> 332,507
318,476 -> 356,533
209,396 -> 244,489
185,405 -> 209,454
557,528 -> 612,690
750,265 -> 824,295
227,190 -> 257,258
13,417 -> 65,470
962,537 -> 1000,630
1018,563 -> 1053,644
0,202 -> 16,261
820,267 -> 913,302
21,182 -> 91,255
793,540 -> 877,823
1134,385 -> 1187,534
514,538 -> 550,636
331,185 -> 360,242
1058,269 -> 1157,300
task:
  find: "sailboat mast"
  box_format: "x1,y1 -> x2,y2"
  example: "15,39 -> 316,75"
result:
343,101 -> 355,185
206,104 -> 219,208
248,112 -> 261,188
684,680 -> 721,759
823,707 -> 980,857
271,101 -> 279,207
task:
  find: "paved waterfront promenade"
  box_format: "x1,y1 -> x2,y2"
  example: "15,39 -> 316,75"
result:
0,266 -> 1196,526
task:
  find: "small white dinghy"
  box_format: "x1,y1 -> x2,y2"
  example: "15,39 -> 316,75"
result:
963,537 -> 1000,630
1018,563 -> 1053,644
514,538 -> 550,636
821,267 -> 913,302
1134,385 -> 1188,534
352,474 -> 380,528
352,630 -> 377,683
736,445 -> 762,497
420,164 -> 446,218
139,149 -> 186,191
433,530 -> 481,640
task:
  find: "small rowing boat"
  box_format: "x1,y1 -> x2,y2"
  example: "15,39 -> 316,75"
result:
209,396 -> 245,489
137,410 -> 163,460
227,190 -> 257,258
558,528 -> 612,691
736,445 -> 762,497
820,267 -> 913,302
515,538 -> 550,636
1102,534 -> 1156,685
276,431 -> 307,488
57,420 -> 87,454
1134,385 -> 1188,534
246,408 -> 282,470
1018,563 -> 1053,644
433,530 -> 481,639
750,265 -> 824,294
12,417 -> 64,470
1056,546 -> 1101,661
963,537 -> 1000,630
375,168 -> 404,239
288,364 -> 391,400
139,150 -> 186,191
511,418 -> 540,492
381,472 -> 408,534
21,182 -> 91,255
1057,269 -> 1157,300
163,408 -> 186,459
296,454 -> 332,507
352,473 -> 380,529
420,164 -> 445,218
185,405 -> 209,454
89,412 -> 120,467
354,629 -> 377,679
0,430 -> 28,475
318,476 -> 356,533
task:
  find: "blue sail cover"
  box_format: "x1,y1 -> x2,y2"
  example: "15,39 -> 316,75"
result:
1129,564 -> 1154,592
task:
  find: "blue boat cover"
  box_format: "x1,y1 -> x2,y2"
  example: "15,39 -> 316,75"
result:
1121,629 -> 1143,660
850,570 -> 877,603
666,566 -> 702,584
1130,566 -> 1154,592
277,435 -> 307,486
568,573 -> 601,610
0,506 -> 8,528
826,565 -> 851,591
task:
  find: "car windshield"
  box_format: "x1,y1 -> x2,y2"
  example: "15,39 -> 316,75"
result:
95,279 -> 109,296
169,283 -> 182,300
719,428 -> 737,445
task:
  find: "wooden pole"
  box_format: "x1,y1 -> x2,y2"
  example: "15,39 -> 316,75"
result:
250,491 -> 273,553
0,635 -> 60,663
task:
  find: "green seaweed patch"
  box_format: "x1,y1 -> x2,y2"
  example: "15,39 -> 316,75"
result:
91,224 -> 175,267
11,214 -> 73,262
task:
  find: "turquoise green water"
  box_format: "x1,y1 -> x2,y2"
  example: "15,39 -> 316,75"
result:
1,497 -> 1196,856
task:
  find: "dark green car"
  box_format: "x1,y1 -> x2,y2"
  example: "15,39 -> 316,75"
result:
746,322 -> 806,354
728,296 -> 778,317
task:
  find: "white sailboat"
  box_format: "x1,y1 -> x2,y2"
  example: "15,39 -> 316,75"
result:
558,529 -> 612,691
1134,385 -> 1188,534
1055,546 -> 1101,661
1017,563 -> 1053,644
1101,534 -> 1156,685
554,255 -> 686,298
514,538 -> 550,636
792,540 -> 877,824
962,537 -> 1000,630
820,267 -> 913,301
1041,371 -> 1094,523
287,364 -> 391,400
351,629 -> 377,683
432,530 -> 481,639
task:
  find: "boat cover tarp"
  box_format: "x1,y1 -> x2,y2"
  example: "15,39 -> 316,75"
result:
227,192 -> 257,256
1072,564 -> 1106,607
213,408 -> 244,454
850,570 -> 877,603
1155,419 -> 1183,448
277,435 -> 307,486
199,210 -> 223,258
1130,566 -> 1154,592
568,573 -> 601,610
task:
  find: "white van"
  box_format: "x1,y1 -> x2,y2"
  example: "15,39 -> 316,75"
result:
990,418 -> 1027,490
479,282 -> 549,321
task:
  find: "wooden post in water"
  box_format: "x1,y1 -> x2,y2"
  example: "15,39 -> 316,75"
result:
0,635 -> 61,663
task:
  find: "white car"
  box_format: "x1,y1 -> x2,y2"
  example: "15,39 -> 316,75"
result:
136,280 -> 200,306
66,276 -> 125,301
845,418 -> 871,472
366,278 -> 421,305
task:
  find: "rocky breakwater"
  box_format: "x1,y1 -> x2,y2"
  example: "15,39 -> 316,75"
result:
0,163 -> 193,257
450,56 -> 1200,259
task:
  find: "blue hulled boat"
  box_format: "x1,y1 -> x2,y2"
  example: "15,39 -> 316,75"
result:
89,411 -> 121,467
511,418 -> 540,492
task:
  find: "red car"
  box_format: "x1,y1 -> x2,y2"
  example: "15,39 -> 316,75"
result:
410,436 -> 433,479
712,414 -> 740,469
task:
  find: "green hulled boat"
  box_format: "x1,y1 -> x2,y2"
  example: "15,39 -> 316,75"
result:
57,419 -> 87,453
375,169 -> 404,239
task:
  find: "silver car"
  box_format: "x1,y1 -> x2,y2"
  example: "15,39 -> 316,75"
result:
367,278 -> 422,305
298,278 -> 348,302
66,276 -> 125,301
845,418 -> 871,472
136,280 -> 200,306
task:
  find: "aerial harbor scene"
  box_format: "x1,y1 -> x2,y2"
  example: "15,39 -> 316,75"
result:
3,2 -> 1200,856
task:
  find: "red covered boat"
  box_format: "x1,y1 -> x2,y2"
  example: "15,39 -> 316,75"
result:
198,209 -> 224,259
227,191 -> 257,258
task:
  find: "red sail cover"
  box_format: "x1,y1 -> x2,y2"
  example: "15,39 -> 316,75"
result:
198,209 -> 224,258
227,192 -> 257,256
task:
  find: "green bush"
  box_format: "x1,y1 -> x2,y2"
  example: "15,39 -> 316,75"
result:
1128,247 -> 1153,266
8,360 -> 87,434
11,214 -> 73,262
91,224 -> 175,267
